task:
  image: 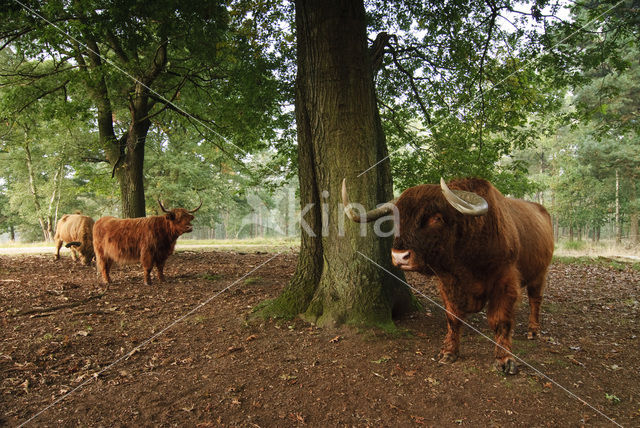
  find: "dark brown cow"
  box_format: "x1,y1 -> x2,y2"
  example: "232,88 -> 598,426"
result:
92,201 -> 201,286
343,177 -> 554,375
54,213 -> 95,266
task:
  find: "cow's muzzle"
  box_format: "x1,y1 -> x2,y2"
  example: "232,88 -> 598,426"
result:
391,249 -> 415,270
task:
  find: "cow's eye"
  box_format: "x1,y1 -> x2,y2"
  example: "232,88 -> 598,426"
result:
427,213 -> 444,227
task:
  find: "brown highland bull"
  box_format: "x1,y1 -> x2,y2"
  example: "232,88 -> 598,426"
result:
93,201 -> 201,286
343,177 -> 554,375
54,213 -> 95,266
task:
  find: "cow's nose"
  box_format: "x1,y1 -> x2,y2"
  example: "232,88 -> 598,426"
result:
391,249 -> 412,266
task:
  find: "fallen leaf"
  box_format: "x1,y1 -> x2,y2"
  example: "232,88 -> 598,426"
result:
289,412 -> 306,424
426,377 -> 439,385
279,374 -> 298,381
411,415 -> 426,424
329,335 -> 342,343
371,356 -> 391,364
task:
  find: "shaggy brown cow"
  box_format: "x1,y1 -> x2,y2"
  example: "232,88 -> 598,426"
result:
93,201 -> 201,286
54,213 -> 95,266
343,177 -> 554,375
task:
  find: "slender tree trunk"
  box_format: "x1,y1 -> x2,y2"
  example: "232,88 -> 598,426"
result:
283,192 -> 289,237
46,163 -> 63,237
256,0 -> 418,328
615,169 -> 621,245
24,141 -> 49,241
630,178 -> 639,245
550,190 -> 559,242
224,211 -> 229,239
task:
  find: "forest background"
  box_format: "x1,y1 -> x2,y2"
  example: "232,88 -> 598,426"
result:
0,0 -> 638,249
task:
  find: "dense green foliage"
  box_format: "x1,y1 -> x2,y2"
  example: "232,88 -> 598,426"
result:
1,0 -> 638,244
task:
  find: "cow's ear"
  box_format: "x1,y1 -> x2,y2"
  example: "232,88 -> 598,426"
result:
165,212 -> 176,221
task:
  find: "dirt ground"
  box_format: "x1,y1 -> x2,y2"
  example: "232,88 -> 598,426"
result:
1,250 -> 639,427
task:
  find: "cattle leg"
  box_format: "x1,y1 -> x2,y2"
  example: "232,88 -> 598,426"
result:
487,275 -> 520,375
141,252 -> 154,286
437,291 -> 465,364
155,258 -> 166,282
96,255 -> 112,284
526,273 -> 547,339
55,240 -> 63,260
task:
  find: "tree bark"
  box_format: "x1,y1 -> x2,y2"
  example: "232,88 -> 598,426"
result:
615,169 -> 621,245
24,141 -> 50,241
113,113 -> 150,218
630,178 -> 639,245
79,33 -> 166,218
256,0 -> 418,329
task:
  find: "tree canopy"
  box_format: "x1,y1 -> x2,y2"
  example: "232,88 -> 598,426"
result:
1,0 -> 638,248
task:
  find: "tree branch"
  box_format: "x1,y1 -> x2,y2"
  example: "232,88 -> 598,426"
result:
388,36 -> 432,126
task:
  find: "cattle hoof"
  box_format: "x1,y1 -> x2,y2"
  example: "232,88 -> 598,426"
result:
494,358 -> 519,375
437,352 -> 458,365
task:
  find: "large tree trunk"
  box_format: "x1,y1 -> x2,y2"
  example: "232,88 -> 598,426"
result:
81,35 -> 164,218
256,0 -> 418,329
114,117 -> 149,218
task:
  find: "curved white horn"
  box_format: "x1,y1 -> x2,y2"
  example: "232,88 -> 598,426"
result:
188,199 -> 203,213
440,177 -> 488,216
342,178 -> 397,223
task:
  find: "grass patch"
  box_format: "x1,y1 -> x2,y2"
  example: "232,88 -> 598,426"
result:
544,357 -> 570,368
561,240 -> 587,251
462,365 -> 481,376
244,276 -> 262,285
527,376 -> 544,393
542,302 -> 561,314
178,237 -> 299,246
201,273 -> 222,281
552,255 -> 640,271
605,393 -> 621,404
175,237 -> 299,253
190,315 -> 206,324
513,338 -> 537,357
0,237 -> 300,255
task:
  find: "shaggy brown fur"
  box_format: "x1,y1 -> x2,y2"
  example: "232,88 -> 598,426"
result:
54,214 -> 95,266
93,208 -> 196,286
393,178 -> 554,375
